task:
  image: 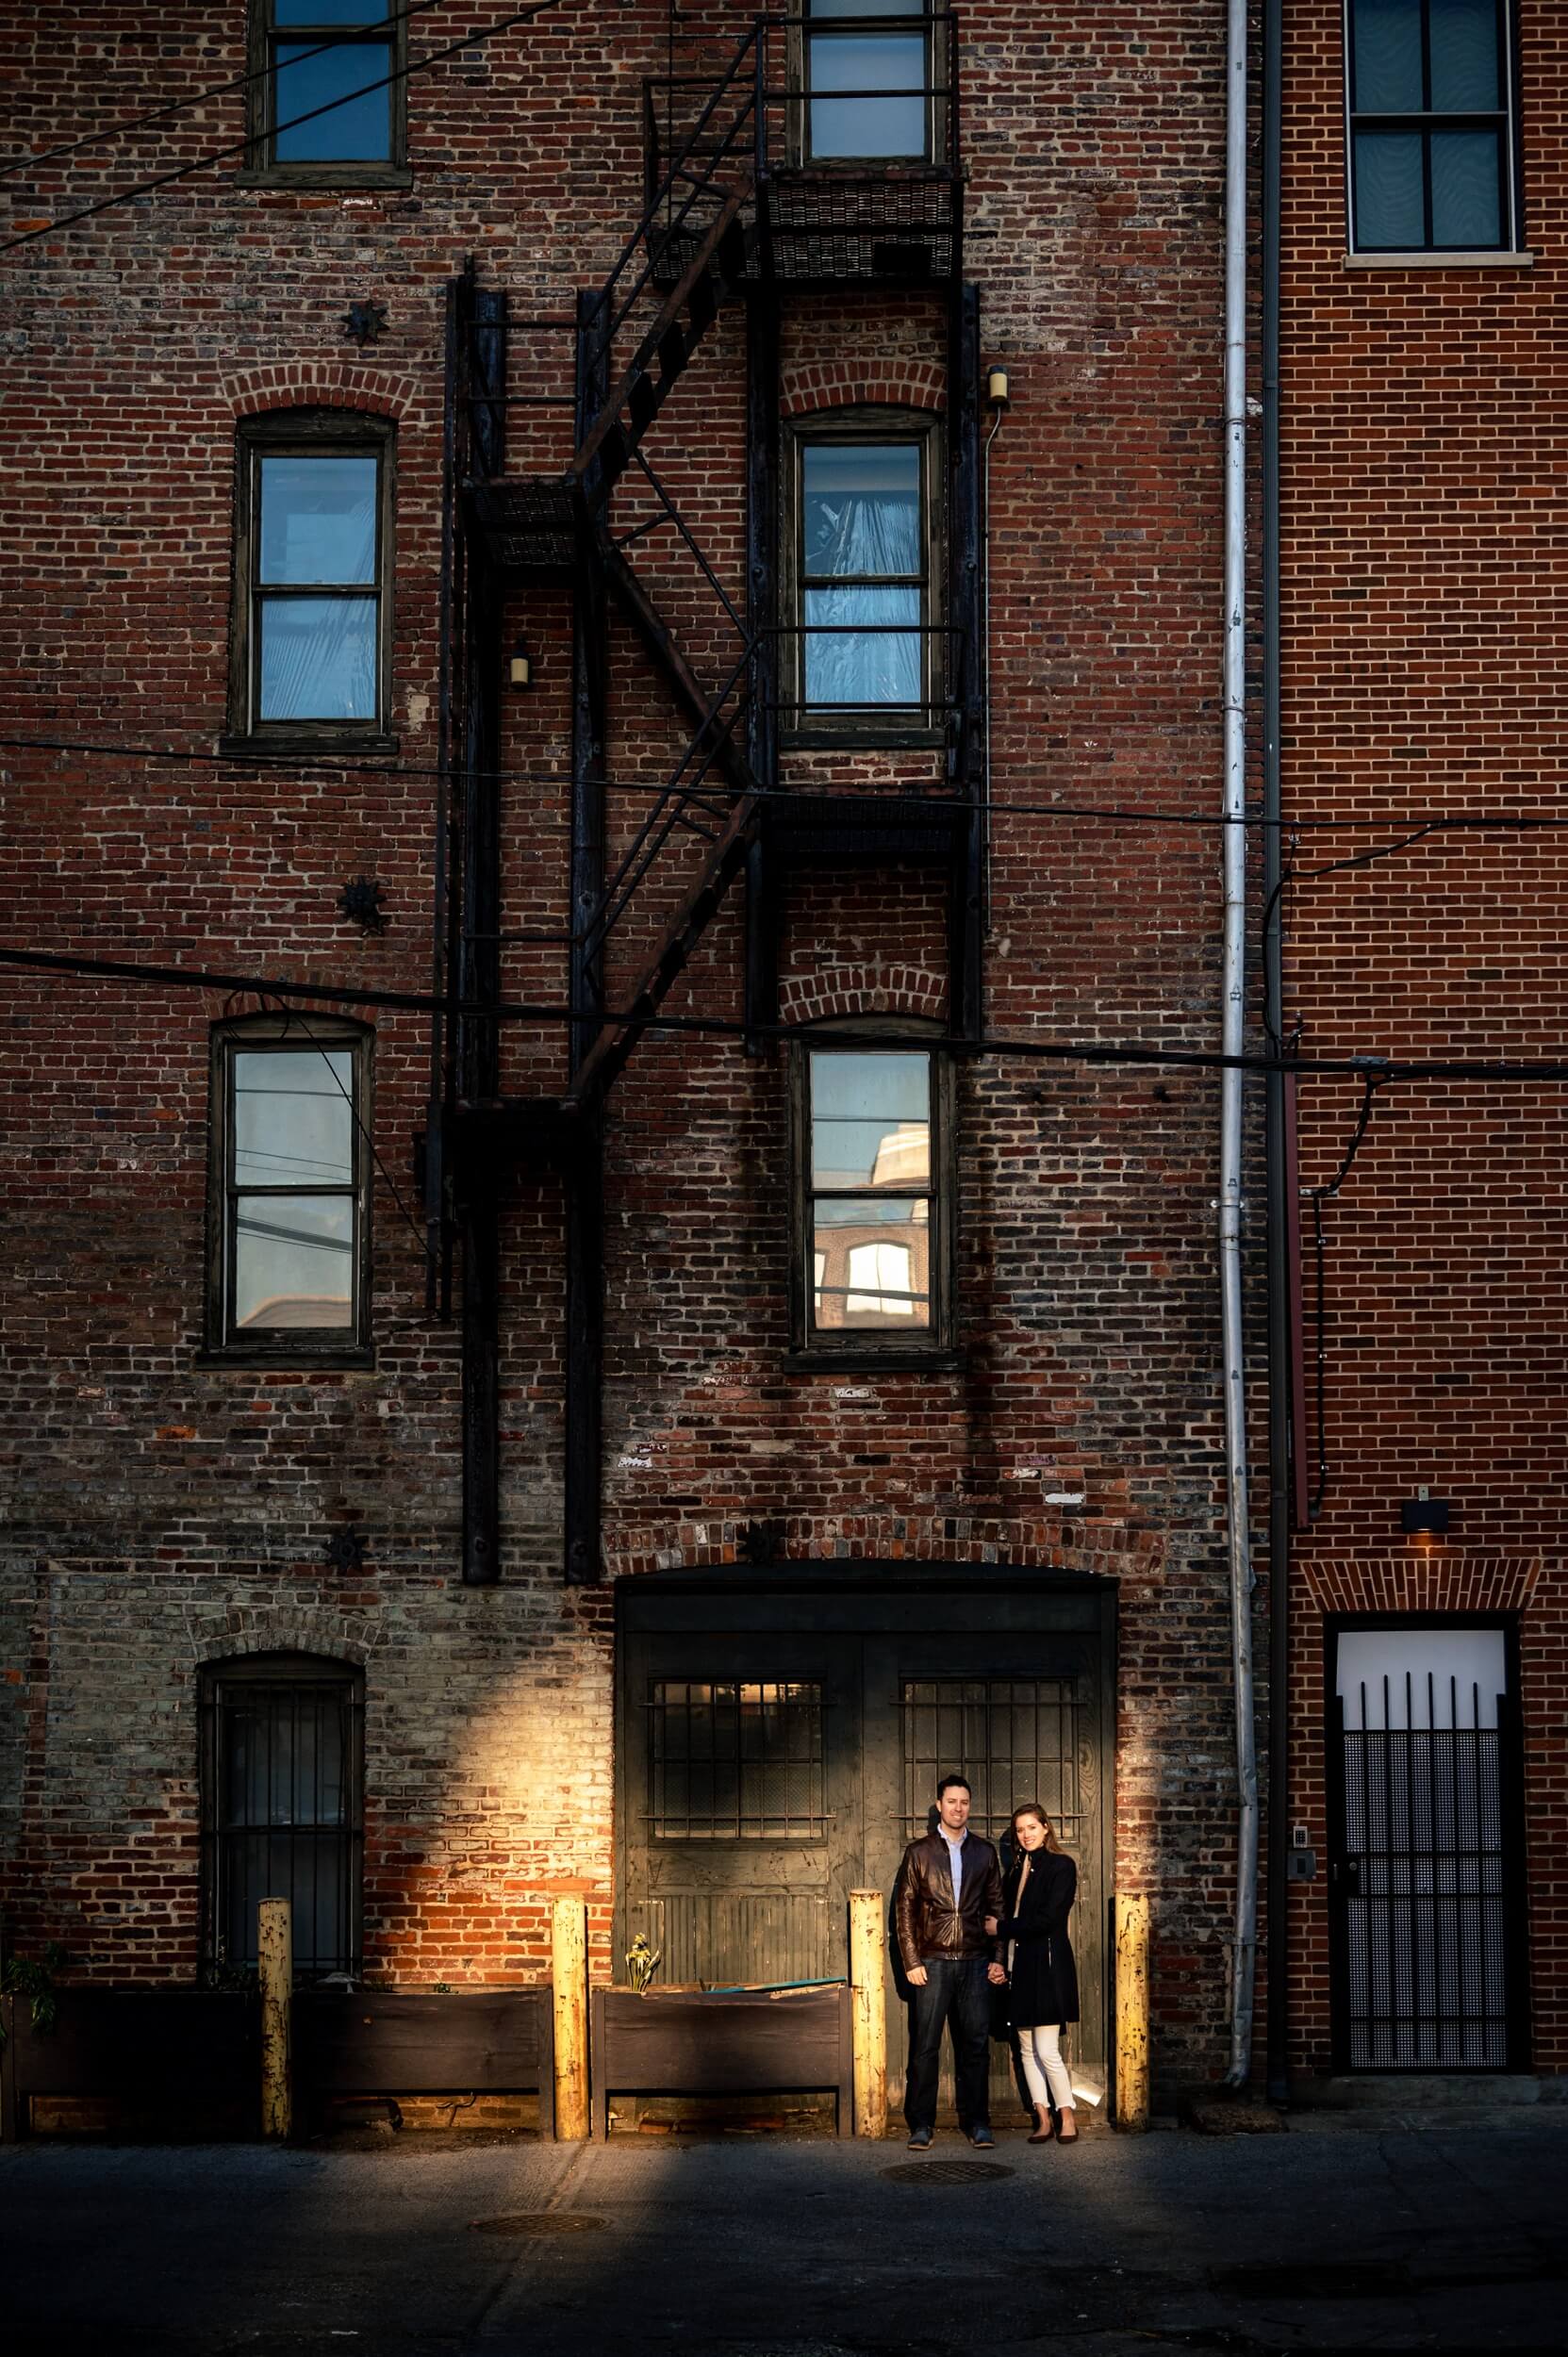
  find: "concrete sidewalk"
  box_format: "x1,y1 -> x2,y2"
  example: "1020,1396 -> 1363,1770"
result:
3,2108 -> 1565,2356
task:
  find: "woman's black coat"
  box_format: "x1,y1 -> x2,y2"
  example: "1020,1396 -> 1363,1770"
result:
999,1848 -> 1079,2029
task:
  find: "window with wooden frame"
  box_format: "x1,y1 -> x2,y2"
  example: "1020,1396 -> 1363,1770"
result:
206,1014 -> 373,1365
242,0 -> 409,189
797,0 -> 941,166
1345,0 -> 1522,254
790,1026 -> 954,1363
200,1653 -> 365,1983
225,411 -> 395,753
784,410 -> 942,742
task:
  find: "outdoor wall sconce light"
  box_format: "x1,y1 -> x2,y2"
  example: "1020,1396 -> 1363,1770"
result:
508,637 -> 534,690
1400,1495 -> 1450,1536
986,366 -> 1011,409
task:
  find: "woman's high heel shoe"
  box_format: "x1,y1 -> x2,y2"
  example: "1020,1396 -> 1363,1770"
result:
1027,2102 -> 1054,2144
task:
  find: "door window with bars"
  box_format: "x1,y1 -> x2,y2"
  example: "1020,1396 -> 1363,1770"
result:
650,1681 -> 826,1839
902,1677 -> 1081,1851
200,1655 -> 364,1982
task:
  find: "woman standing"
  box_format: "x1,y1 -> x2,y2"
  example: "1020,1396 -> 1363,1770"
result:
987,1803 -> 1080,2145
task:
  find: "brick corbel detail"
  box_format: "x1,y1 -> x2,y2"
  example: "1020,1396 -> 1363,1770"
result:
1296,1554 -> 1543,1615
778,961 -> 948,1027
781,361 -> 947,419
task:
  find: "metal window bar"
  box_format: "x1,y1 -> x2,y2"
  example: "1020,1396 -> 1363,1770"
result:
203,1669 -> 363,1983
900,1679 -> 1081,1854
649,1680 -> 825,1838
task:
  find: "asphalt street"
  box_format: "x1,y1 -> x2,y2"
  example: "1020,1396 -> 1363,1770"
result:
4,2108 -> 1565,2356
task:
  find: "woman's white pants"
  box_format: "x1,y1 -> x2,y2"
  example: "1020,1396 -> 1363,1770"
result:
1016,2023 -> 1074,2113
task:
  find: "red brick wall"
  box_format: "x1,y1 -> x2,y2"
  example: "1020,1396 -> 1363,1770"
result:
1279,0 -> 1568,2072
1,5 -> 1244,2093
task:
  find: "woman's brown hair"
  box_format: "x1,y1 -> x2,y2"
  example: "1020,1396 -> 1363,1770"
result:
1011,1802 -> 1063,1854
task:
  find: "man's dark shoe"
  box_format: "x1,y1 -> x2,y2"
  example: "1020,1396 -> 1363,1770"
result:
906,2125 -> 934,2151
967,2124 -> 997,2149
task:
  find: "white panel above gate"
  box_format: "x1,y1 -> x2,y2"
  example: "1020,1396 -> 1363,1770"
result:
1336,1629 -> 1507,1731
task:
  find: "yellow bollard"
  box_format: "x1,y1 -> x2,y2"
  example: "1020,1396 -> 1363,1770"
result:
849,1890 -> 887,2140
258,1897 -> 293,2140
1114,1892 -> 1150,2132
551,1897 -> 589,2141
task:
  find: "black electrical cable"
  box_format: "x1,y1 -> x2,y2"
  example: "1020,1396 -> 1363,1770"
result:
4,941 -> 1568,1085
0,0 -> 456,185
0,0 -> 573,256
5,732 -> 1568,841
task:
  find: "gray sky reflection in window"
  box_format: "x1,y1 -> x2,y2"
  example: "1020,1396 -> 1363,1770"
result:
257,454 -> 378,721
808,0 -> 927,160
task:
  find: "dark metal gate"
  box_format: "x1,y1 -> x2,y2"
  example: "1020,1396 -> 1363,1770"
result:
1327,1619 -> 1528,2072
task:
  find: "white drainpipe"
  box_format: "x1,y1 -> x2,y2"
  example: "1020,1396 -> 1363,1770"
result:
1220,0 -> 1260,2088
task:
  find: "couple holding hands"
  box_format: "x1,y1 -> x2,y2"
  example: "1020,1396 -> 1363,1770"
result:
895,1773 -> 1080,2151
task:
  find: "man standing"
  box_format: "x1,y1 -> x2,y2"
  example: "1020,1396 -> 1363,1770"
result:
895,1773 -> 1007,2149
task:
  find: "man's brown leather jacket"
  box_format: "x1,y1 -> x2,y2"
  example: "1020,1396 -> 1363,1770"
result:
895,1829 -> 1004,1970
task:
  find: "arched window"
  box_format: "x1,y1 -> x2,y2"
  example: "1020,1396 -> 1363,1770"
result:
199,1653 -> 365,1983
205,1012 -> 373,1365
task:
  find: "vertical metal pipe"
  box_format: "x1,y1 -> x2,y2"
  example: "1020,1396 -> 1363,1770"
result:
1219,0 -> 1260,2090
1262,0 -> 1291,2106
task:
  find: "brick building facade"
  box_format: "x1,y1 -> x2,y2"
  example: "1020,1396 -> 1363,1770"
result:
9,0 -> 1555,2121
1272,0 -> 1566,2084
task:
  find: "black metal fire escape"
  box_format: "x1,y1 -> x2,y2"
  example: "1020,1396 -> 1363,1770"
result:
428,12 -> 984,1585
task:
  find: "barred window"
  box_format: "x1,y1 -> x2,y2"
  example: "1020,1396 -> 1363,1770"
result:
200,1654 -> 365,1983
650,1681 -> 826,1839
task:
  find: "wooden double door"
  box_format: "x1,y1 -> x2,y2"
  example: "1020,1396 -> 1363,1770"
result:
616,1570 -> 1114,2112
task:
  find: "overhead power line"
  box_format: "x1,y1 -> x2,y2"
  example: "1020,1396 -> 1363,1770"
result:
3,732 -> 1566,842
3,941 -> 1566,1086
0,0 -> 572,257
0,0 -> 454,184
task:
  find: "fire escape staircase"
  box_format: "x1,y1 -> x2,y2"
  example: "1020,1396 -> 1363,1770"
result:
432,12 -> 982,1582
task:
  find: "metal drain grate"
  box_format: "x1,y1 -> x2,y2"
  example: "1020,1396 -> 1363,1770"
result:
470,2212 -> 609,2236
882,2160 -> 1016,2185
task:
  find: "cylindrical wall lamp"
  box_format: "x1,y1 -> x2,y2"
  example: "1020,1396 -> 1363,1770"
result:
986,366 -> 1011,409
508,637 -> 534,690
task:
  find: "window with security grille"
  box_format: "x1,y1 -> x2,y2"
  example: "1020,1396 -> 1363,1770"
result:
650,1681 -> 826,1839
245,0 -> 409,186
200,1655 -> 365,1982
902,1678 -> 1083,1854
1346,0 -> 1520,253
206,1014 -> 372,1364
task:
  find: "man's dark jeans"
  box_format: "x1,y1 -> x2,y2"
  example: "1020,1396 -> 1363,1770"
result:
904,1956 -> 993,2133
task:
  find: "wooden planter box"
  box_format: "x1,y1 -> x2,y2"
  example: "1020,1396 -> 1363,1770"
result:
1,1986 -> 553,2140
296,1990 -> 553,2133
590,1985 -> 853,2138
0,1990 -> 259,2140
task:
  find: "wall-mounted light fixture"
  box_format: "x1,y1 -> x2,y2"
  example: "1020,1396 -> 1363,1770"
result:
508,637 -> 534,690
1400,1495 -> 1450,1536
986,366 -> 1011,409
